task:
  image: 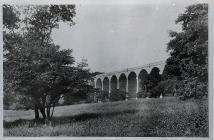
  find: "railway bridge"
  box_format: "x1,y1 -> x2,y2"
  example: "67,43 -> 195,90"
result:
91,61 -> 166,98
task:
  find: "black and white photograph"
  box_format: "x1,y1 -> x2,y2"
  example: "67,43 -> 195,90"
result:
2,0 -> 212,138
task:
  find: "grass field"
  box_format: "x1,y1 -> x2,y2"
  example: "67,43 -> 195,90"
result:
3,97 -> 208,137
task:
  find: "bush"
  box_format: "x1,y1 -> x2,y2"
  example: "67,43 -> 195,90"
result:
88,89 -> 127,102
83,89 -> 109,103
161,79 -> 177,96
63,91 -> 89,105
155,78 -> 208,100
150,82 -> 165,98
137,91 -> 156,98
147,79 -> 178,98
109,89 -> 127,101
137,91 -> 147,98
97,90 -> 109,102
150,87 -> 161,98
85,89 -> 127,103
137,85 -> 163,98
84,91 -> 98,103
176,78 -> 208,100
138,80 -> 177,99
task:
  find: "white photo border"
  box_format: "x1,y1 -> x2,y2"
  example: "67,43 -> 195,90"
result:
0,0 -> 213,140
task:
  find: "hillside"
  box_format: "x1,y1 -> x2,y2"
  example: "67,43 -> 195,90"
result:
4,97 -> 208,137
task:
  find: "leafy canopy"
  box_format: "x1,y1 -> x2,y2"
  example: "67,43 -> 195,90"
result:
164,4 -> 208,99
3,5 -> 93,119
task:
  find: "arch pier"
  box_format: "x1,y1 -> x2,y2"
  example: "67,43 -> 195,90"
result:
93,61 -> 165,99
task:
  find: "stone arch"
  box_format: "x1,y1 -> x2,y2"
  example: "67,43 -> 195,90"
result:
150,67 -> 160,75
103,77 -> 109,92
119,73 -> 127,92
138,69 -> 149,92
128,72 -> 137,98
96,78 -> 102,90
110,75 -> 117,92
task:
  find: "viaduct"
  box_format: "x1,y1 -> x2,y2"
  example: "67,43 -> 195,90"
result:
90,60 -> 166,99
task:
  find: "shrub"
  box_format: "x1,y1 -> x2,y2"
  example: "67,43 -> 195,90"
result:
63,91 -> 89,105
97,90 -> 109,102
150,86 -> 160,98
176,78 -> 208,100
137,91 -> 147,98
84,89 -> 109,103
137,91 -> 154,98
161,79 -> 177,96
109,89 -> 127,101
85,89 -> 127,103
148,79 -> 178,98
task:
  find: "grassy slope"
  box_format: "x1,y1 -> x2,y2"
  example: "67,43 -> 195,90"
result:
3,97 -> 208,137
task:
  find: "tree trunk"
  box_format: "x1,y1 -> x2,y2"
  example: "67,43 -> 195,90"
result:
46,107 -> 51,120
34,106 -> 40,120
39,107 -> 46,119
51,104 -> 55,118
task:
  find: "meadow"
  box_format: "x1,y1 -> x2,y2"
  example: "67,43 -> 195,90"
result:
4,97 -> 208,137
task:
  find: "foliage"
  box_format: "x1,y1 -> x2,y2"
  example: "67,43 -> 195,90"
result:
3,5 -> 94,120
87,89 -> 127,102
3,5 -> 20,29
150,85 -> 163,98
85,89 -> 127,103
176,78 -> 208,99
3,83 -> 16,110
148,68 -> 162,93
91,72 -> 103,77
162,57 -> 182,79
137,91 -> 151,98
165,4 -> 208,99
3,5 -> 21,109
97,90 -> 109,102
139,70 -> 149,91
63,85 -> 96,105
109,89 -> 127,101
139,67 -> 162,97
158,79 -> 178,96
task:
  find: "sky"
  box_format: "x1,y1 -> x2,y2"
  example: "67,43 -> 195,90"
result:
51,1 -> 206,73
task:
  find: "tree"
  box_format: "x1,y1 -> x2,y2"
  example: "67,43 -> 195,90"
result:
3,5 -> 21,109
139,68 -> 161,97
139,70 -> 149,92
165,4 -> 208,99
147,68 -> 162,97
3,5 -> 94,120
3,5 -> 20,30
